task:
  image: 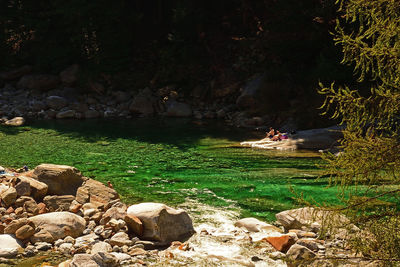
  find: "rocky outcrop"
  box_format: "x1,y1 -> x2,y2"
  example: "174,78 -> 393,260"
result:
17,74 -> 60,91
127,202 -> 195,243
33,164 -> 85,195
165,101 -> 192,117
29,212 -> 86,243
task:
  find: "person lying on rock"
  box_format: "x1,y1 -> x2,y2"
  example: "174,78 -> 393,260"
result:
271,131 -> 283,141
266,127 -> 275,139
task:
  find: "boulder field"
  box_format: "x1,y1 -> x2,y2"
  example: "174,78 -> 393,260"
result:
0,164 -> 374,266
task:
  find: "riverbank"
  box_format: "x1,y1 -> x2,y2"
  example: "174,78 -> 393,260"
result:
0,164 -> 377,266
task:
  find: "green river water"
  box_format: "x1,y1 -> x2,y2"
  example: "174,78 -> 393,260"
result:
0,118 -> 341,221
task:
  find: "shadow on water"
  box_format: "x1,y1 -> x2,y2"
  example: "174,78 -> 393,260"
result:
21,118 -> 262,148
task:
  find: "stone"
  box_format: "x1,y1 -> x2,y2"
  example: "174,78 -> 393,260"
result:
83,208 -> 97,217
29,212 -> 86,243
276,207 -> 351,231
17,74 -> 60,91
36,242 -> 52,251
14,207 -> 24,215
165,101 -> 192,117
129,95 -> 154,116
4,117 -> 25,127
109,232 -> 132,247
128,247 -> 147,256
92,252 -> 119,267
30,229 -> 55,244
69,200 -> 82,213
296,238 -> 322,251
56,110 -> 76,119
127,202 -> 195,243
234,217 -> 282,233
24,198 -> 39,215
265,234 -> 296,253
59,242 -> 73,254
74,233 -> 99,248
37,202 -> 47,214
0,234 -> 24,258
70,254 -> 99,267
15,181 -> 31,196
110,252 -> 131,263
15,224 -> 35,240
286,244 -> 317,261
4,218 -> 28,234
101,207 -> 126,225
58,260 -> 72,267
0,65 -> 32,81
43,195 -> 75,212
64,236 -> 75,244
84,109 -> 100,119
91,241 -> 112,254
33,164 -> 84,196
60,64 -> 79,84
1,187 -> 17,206
17,176 -> 48,199
46,96 -> 68,110
76,178 -> 119,207
124,214 -> 143,236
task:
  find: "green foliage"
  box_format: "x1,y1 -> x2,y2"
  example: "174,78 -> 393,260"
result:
319,0 -> 400,262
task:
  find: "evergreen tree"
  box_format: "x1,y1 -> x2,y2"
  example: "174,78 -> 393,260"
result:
319,0 -> 400,262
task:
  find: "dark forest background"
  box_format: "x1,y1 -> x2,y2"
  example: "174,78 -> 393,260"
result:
0,0 -> 354,126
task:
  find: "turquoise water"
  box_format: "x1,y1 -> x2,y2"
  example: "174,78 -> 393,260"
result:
0,119 -> 340,221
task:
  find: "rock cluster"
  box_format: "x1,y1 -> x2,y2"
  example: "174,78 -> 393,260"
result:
0,164 -> 195,266
0,65 -> 292,130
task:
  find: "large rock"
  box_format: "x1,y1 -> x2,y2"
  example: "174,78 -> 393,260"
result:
60,64 -> 80,85
33,164 -> 84,195
0,234 -> 24,258
56,109 -> 76,119
17,74 -> 60,91
275,207 -> 350,231
1,187 -> 17,206
286,244 -> 316,261
4,117 -> 25,127
75,178 -> 119,207
129,95 -> 154,116
46,96 -> 68,110
234,217 -> 281,233
165,101 -> 192,117
0,65 -> 32,81
127,203 -> 195,243
43,195 -> 75,212
15,225 -> 35,240
17,176 -> 48,199
29,212 -> 86,243
290,125 -> 343,150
